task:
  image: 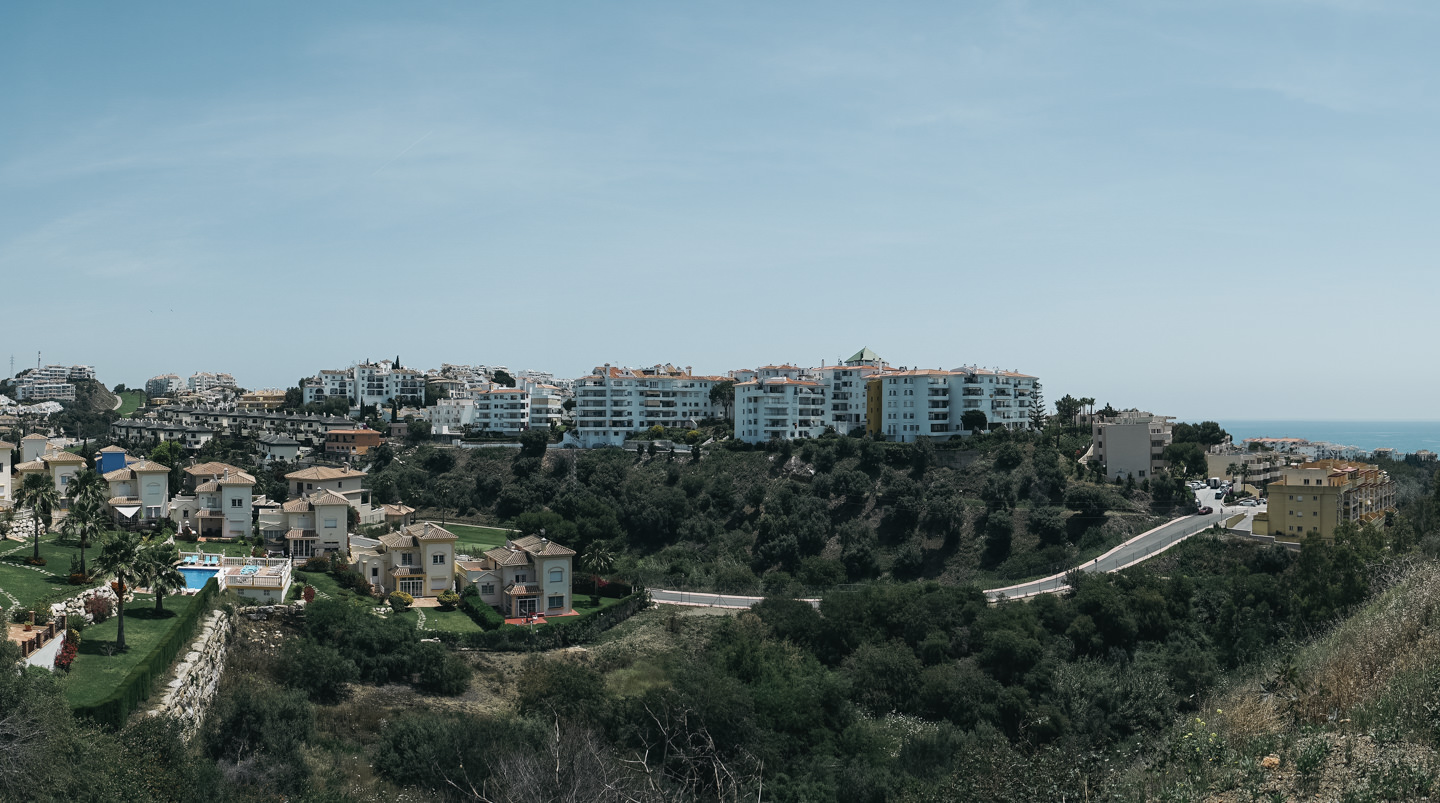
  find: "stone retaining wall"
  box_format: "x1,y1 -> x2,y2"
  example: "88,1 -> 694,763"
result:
148,609 -> 233,739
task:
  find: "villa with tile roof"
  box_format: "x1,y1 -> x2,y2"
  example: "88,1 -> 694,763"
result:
257,489 -> 350,558
352,522 -> 458,599
168,462 -> 255,539
454,534 -> 575,617
285,464 -> 383,524
13,448 -> 89,499
102,457 -> 172,527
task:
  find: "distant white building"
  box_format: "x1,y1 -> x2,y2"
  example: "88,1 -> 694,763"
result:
146,374 -> 185,398
188,372 -> 237,393
573,364 -> 723,447
302,360 -> 422,408
14,365 -> 83,401
735,366 -> 828,443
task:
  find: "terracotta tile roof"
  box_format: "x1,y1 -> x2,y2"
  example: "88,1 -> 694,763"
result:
42,451 -> 87,464
456,561 -> 487,572
282,498 -> 313,513
483,546 -> 531,567
377,532 -> 412,549
401,522 -> 456,541
128,460 -> 171,473
107,496 -> 141,506
98,446 -> 128,454
21,434 -> 47,441
194,481 -> 222,493
0,442 -> 14,450
512,534 -> 576,557
103,468 -> 136,482
186,461 -> 247,477
13,460 -> 46,471
219,475 -> 256,486
307,489 -> 350,507
285,529 -> 317,540
382,504 -> 416,516
390,566 -> 427,576
285,465 -> 364,481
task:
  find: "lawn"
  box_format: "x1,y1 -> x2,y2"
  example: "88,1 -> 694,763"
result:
569,594 -> 626,620
394,606 -> 484,634
442,523 -> 512,555
293,569 -> 378,605
179,539 -> 255,557
63,592 -> 198,709
116,390 -> 145,418
0,535 -> 96,610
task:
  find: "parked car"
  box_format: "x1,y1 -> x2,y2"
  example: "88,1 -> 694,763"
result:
1198,506 -> 1214,514
1238,499 -> 1258,507
1215,491 -> 1224,500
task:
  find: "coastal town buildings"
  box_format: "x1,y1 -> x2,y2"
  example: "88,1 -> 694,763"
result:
572,364 -> 723,448
1253,459 -> 1397,543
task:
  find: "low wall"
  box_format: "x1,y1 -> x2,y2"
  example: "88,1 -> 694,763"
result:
148,608 -> 233,740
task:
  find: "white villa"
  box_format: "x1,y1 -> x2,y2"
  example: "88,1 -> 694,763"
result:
257,489 -> 351,558
455,535 -> 575,618
352,522 -> 458,599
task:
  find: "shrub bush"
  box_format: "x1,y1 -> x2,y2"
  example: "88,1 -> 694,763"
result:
301,555 -> 331,573
389,591 -> 414,612
459,594 -> 505,630
436,589 -> 460,610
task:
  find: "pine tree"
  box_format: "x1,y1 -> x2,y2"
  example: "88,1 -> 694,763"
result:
1028,383 -> 1048,431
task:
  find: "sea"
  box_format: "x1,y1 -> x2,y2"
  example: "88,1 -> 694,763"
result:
1220,420 -> 1440,457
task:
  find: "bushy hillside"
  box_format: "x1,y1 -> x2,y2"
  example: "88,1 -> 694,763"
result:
364,430 -> 1187,592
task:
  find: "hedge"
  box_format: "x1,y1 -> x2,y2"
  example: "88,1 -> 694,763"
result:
428,591 -> 647,652
570,577 -> 634,599
459,593 -> 505,630
72,577 -> 218,730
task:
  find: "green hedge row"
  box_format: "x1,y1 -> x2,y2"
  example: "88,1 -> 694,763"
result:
458,592 -> 506,630
429,592 -> 648,652
72,578 -> 218,730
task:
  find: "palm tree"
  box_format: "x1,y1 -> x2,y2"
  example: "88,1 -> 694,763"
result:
94,531 -> 143,651
1226,462 -> 1241,486
580,542 -> 615,608
15,473 -> 58,564
138,540 -> 184,614
61,496 -> 108,580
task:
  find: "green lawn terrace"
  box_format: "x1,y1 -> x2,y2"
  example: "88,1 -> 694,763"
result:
442,523 -> 512,557
63,592 -> 199,710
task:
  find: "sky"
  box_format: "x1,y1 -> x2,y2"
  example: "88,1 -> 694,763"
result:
3,1 -> 1438,420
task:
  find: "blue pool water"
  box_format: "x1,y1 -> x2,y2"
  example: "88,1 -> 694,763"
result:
180,567 -> 219,591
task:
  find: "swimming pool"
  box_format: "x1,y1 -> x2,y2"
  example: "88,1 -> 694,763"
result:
179,567 -> 219,591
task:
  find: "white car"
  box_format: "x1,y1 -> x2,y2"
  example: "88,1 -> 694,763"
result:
1238,499 -> 1258,507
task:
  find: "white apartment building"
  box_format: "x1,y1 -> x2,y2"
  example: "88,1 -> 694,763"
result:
871,367 -> 1041,443
473,388 -> 530,435
302,360 -> 423,407
817,347 -> 890,436
573,364 -> 722,447
145,374 -> 184,398
527,384 -> 565,430
188,372 -> 237,392
735,366 -> 829,443
15,365 -> 82,401
429,396 -> 478,435
1087,410 -> 1174,481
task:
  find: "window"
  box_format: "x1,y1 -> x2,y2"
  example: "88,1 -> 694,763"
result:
231,497 -> 242,508
432,553 -> 446,565
548,595 -> 565,609
549,568 -> 564,583
515,573 -> 527,583
324,518 -> 337,528
371,567 -> 379,578
480,583 -> 495,595
401,552 -> 413,566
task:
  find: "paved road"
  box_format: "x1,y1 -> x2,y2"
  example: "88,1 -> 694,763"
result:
651,589 -> 819,609
984,485 -> 1263,602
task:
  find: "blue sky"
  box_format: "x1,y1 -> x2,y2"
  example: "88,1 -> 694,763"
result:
3,1 -> 1437,419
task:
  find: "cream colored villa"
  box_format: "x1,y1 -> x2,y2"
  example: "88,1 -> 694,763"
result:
352,522 -> 458,599
455,535 -> 575,617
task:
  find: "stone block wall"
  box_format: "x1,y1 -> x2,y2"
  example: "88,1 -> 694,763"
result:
149,609 -> 233,739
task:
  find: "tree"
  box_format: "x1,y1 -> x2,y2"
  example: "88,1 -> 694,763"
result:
59,484 -> 107,579
147,439 -> 185,491
961,410 -> 988,434
1172,421 -> 1230,447
282,387 -> 303,409
709,380 -> 736,419
94,531 -> 144,650
138,540 -> 184,614
15,473 -> 57,565
580,542 -> 615,607
1163,442 -> 1209,478
518,429 -> 549,458
1028,383 -> 1047,431
492,370 -> 516,388
1054,394 -> 1083,424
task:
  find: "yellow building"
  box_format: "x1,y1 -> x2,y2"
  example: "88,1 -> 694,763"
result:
865,378 -> 883,436
1257,459 -> 1395,543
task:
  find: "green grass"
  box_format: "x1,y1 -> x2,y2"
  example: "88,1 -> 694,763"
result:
395,606 -> 484,634
63,593 -> 197,709
293,569 -> 378,605
569,594 -> 626,619
116,390 -> 145,418
0,535 -> 99,609
442,523 -> 512,555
